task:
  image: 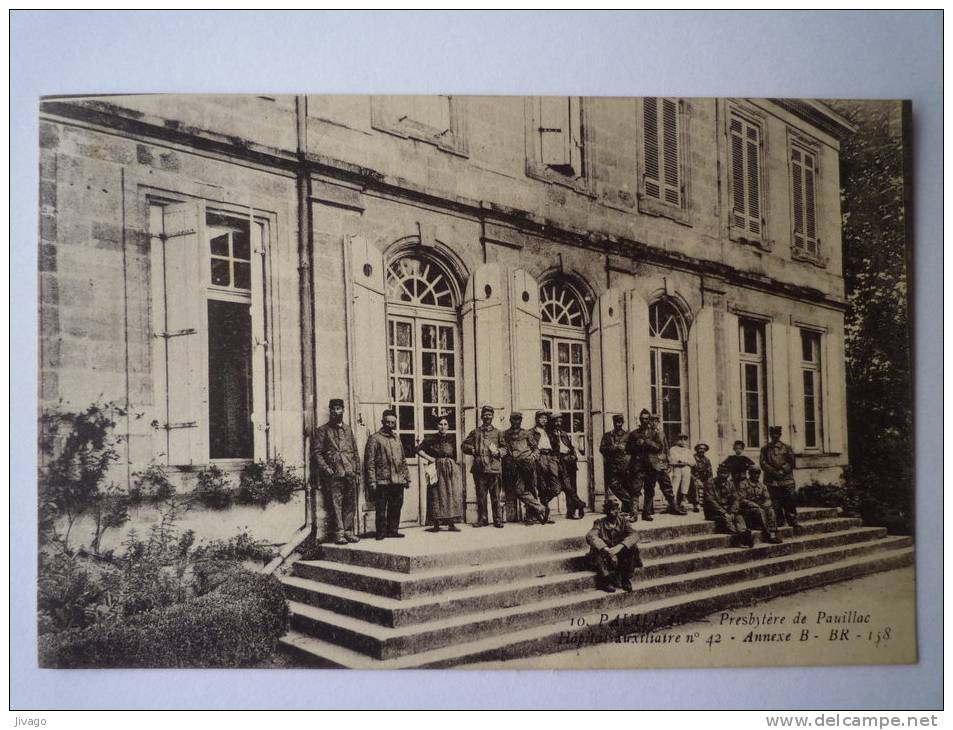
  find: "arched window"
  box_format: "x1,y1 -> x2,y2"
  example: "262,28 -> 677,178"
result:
648,299 -> 688,445
540,280 -> 589,448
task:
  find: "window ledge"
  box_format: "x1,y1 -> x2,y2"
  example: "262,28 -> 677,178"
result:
526,159 -> 592,196
638,194 -> 692,226
729,225 -> 773,252
791,246 -> 829,268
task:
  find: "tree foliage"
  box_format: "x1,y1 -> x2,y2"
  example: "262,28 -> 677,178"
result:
830,100 -> 913,523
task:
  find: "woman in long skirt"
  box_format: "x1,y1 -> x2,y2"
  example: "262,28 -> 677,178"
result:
416,415 -> 463,532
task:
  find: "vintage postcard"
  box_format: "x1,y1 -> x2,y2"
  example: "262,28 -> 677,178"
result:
36,94 -> 914,670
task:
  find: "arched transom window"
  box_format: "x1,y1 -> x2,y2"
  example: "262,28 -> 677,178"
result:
541,282 -> 586,327
386,255 -> 456,308
648,299 -> 688,446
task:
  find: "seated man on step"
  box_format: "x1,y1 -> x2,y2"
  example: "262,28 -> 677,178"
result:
586,496 -> 643,593
704,462 -> 752,547
736,466 -> 783,545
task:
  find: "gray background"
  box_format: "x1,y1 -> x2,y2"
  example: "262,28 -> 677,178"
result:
10,10 -> 942,710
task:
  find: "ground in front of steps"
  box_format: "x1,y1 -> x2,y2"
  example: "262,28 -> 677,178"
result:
461,565 -> 917,669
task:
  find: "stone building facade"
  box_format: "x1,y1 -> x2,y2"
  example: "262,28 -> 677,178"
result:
38,95 -> 853,541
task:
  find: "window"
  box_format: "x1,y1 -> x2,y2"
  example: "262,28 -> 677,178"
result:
540,281 -> 588,447
642,97 -> 683,207
738,319 -> 767,449
149,201 -> 268,465
648,300 -> 687,445
790,143 -> 819,257
526,97 -> 589,191
728,111 -> 765,240
371,95 -> 468,156
800,330 -> 822,449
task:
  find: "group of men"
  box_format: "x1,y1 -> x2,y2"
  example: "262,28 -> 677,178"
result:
587,421 -> 801,592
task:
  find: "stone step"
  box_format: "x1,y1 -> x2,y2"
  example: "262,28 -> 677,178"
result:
313,506 -> 843,573
283,525 -> 886,627
280,545 -> 915,668
287,536 -> 911,660
290,516 -> 861,600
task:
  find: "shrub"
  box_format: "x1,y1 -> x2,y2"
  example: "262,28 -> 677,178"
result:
236,458 -> 305,507
129,463 -> 177,505
192,465 -> 233,510
38,570 -> 289,668
37,551 -> 107,634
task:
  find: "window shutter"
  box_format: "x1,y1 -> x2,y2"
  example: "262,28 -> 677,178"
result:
746,124 -> 761,235
724,310 -> 741,453
509,268 -> 542,413
769,321 -> 791,448
569,96 -> 583,177
345,235 -> 390,447
461,263 -> 507,422
823,329 -> 846,454
661,98 -> 681,206
159,200 -> 209,465
730,118 -> 747,229
249,215 -> 268,459
792,149 -> 805,250
539,97 -> 570,169
730,115 -> 763,237
687,307 -> 717,449
643,98 -> 661,200
787,326 -> 805,452
804,152 -> 818,255
623,288 -> 650,428
589,288 -> 625,507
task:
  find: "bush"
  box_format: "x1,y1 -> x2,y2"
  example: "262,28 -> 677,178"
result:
798,478 -> 911,535
38,570 -> 289,668
129,463 -> 176,505
797,480 -> 862,515
236,458 -> 305,507
192,465 -> 233,510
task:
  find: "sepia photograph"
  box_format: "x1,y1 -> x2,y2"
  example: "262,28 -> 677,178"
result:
34,92 -> 916,670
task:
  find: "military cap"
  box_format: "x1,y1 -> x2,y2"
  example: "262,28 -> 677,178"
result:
480,404 -> 495,415
328,398 -> 345,409
639,408 -> 651,417
694,442 -> 710,452
747,465 -> 762,474
648,412 -> 661,421
603,495 -> 621,513
612,414 -> 625,423
535,409 -> 550,420
550,410 -> 563,420
717,462 -> 731,473
509,411 -> 523,421
769,425 -> 783,435
382,409 -> 397,420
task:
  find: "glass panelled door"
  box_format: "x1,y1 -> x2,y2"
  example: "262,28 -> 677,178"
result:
387,314 -> 460,526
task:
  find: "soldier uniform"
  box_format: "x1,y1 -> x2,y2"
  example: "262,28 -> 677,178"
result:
737,466 -> 783,544
553,413 -> 586,519
704,463 -> 751,546
533,411 -> 561,524
599,415 -> 634,517
364,410 -> 411,540
586,496 -> 643,592
626,410 -> 685,520
461,405 -> 507,528
760,426 -> 800,532
688,442 -> 713,514
502,412 -> 547,524
311,398 -> 361,545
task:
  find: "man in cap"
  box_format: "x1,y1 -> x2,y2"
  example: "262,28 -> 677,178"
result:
737,466 -> 783,544
704,462 -> 751,547
551,411 -> 587,519
689,442 -> 713,514
586,496 -> 643,593
626,410 -> 686,520
533,410 -> 561,524
461,405 -> 508,528
364,410 -> 411,540
600,414 -> 634,518
502,411 -> 547,524
311,398 -> 361,545
760,426 -> 801,534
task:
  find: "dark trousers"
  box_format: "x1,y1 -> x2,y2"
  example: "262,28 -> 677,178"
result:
590,546 -> 642,583
739,500 -> 778,535
536,453 -> 563,505
630,467 -> 677,515
562,469 -> 586,511
322,476 -> 357,539
605,467 -> 635,514
474,472 -> 503,525
503,458 -> 544,521
375,482 -> 405,536
767,482 -> 799,527
705,505 -> 747,535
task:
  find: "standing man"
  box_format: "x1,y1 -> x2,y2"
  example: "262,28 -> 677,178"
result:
534,410 -> 561,524
364,410 -> 411,540
600,414 -> 634,519
311,398 -> 362,545
552,411 -> 587,520
627,410 -> 686,520
668,433 -> 695,512
586,496 -> 643,593
502,412 -> 547,525
461,405 -> 507,528
760,425 -> 801,535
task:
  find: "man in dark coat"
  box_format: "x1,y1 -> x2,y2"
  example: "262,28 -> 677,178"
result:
704,462 -> 751,547
311,398 -> 362,545
461,404 -> 507,528
760,425 -> 801,534
502,412 -> 547,524
626,410 -> 685,520
600,414 -> 634,519
721,439 -> 755,486
364,410 -> 411,540
552,411 -> 587,519
737,466 -> 783,545
586,496 -> 643,592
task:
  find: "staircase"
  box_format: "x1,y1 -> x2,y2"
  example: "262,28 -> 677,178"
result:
278,507 -> 913,668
